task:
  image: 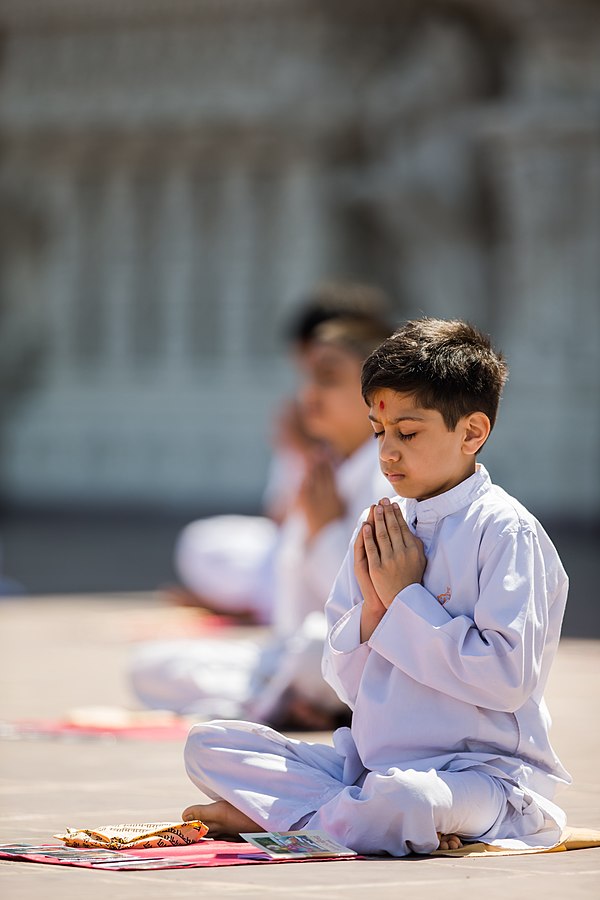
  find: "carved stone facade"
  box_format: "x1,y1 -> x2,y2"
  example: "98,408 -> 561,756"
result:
0,1 -> 599,516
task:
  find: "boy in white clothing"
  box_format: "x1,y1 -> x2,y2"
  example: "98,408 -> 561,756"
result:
182,318 -> 570,855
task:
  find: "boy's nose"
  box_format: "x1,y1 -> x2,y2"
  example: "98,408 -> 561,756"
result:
379,435 -> 400,462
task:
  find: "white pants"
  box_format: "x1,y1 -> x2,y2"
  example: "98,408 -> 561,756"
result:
184,720 -> 510,856
130,614 -> 346,722
175,515 -> 278,623
130,639 -> 264,718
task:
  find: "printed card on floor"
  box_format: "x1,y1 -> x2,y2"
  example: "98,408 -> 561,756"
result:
240,830 -> 357,859
0,844 -> 128,862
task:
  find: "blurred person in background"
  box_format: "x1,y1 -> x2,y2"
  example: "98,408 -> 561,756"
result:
130,292 -> 394,729
171,281 -> 391,625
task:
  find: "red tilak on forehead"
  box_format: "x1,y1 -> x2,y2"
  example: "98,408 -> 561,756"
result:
379,400 -> 385,410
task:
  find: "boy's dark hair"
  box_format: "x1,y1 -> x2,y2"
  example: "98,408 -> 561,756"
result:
361,318 -> 508,431
285,280 -> 392,348
311,316 -> 392,362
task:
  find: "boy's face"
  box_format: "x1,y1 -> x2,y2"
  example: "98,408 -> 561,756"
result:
297,341 -> 372,457
368,388 -> 479,501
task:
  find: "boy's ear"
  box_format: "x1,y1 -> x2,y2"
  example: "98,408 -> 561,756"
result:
461,412 -> 490,456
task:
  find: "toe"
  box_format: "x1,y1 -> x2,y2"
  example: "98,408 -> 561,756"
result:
182,805 -> 204,822
437,832 -> 463,851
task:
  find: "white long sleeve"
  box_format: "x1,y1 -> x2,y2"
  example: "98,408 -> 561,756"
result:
321,523 -> 371,709
370,524 -> 561,712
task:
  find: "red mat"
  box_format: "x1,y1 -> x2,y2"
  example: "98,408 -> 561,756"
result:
0,841 -> 359,870
0,718 -> 191,742
123,611 -> 240,641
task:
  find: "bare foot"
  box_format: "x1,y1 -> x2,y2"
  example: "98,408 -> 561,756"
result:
437,832 -> 463,851
182,799 -> 265,838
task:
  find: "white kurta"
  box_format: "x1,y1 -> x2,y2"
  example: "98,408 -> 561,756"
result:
271,438 -> 392,639
184,464 -> 571,854
321,463 -> 570,842
131,438 -> 391,720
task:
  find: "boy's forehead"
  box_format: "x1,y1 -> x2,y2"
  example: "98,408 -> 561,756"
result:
304,341 -> 357,369
369,389 -> 421,413
368,389 -> 444,424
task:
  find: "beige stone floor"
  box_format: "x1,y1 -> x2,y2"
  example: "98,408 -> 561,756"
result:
0,594 -> 599,899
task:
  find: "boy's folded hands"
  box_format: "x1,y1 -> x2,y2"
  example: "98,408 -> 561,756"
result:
354,507 -> 386,642
355,499 -> 426,633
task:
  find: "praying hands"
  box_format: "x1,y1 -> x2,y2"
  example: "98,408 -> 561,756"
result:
296,453 -> 346,540
354,499 -> 426,642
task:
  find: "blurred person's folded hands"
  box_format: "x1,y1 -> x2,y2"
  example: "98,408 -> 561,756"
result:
272,398 -> 316,460
296,451 -> 346,539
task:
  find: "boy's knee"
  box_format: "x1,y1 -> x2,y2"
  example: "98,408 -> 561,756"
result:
185,719 -> 227,747
361,768 -> 453,827
384,768 -> 451,807
184,721 -> 243,801
365,769 -> 503,844
184,721 -> 228,777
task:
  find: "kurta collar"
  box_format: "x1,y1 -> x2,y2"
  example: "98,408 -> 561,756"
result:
404,464 -> 491,527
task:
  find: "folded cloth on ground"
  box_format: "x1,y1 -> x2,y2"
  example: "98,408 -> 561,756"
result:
431,826 -> 600,857
54,821 -> 208,849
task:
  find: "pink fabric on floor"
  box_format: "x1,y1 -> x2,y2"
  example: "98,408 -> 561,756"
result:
126,613 -> 238,641
0,841 -> 359,870
0,718 -> 191,741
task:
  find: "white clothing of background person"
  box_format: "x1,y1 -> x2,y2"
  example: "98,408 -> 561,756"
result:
130,437 -> 392,721
174,447 -> 306,626
183,465 -> 571,856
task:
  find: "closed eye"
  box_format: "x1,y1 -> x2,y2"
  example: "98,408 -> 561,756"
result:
372,430 -> 416,441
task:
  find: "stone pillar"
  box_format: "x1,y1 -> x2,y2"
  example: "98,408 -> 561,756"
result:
40,156 -> 84,385
100,166 -> 137,381
186,166 -> 223,364
363,128 -> 491,328
274,160 -> 328,309
155,163 -> 195,380
245,158 -> 327,359
218,163 -> 254,376
485,118 -> 600,517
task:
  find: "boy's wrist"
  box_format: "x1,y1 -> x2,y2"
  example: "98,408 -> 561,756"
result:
360,602 -> 386,643
381,579 -> 420,608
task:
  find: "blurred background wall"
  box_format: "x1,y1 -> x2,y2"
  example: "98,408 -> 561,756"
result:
0,0 -> 598,629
